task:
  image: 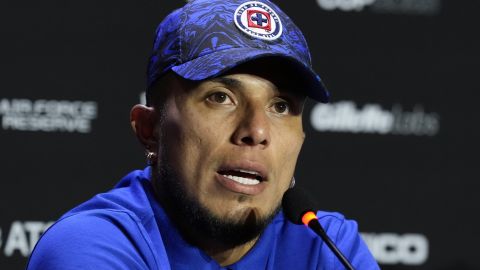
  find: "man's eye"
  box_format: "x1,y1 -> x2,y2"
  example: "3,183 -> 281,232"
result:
273,101 -> 290,114
207,92 -> 233,105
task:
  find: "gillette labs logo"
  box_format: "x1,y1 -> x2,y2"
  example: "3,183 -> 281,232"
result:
310,101 -> 440,136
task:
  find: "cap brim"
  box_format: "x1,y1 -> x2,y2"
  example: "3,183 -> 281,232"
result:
171,48 -> 329,103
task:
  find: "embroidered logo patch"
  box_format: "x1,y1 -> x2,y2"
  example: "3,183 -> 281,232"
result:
234,1 -> 283,41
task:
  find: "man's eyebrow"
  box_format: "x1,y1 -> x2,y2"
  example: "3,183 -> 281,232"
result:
209,77 -> 243,89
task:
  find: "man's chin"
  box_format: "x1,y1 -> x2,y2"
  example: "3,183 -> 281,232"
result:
155,163 -> 280,248
180,196 -> 280,247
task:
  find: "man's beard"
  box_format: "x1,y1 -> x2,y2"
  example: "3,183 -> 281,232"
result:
153,160 -> 280,248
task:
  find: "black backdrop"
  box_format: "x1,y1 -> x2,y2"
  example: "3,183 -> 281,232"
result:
1,0 -> 478,269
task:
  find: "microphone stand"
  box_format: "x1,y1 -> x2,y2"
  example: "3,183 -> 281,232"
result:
307,219 -> 355,270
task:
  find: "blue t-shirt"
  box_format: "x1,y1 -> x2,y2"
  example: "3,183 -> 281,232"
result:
27,167 -> 380,270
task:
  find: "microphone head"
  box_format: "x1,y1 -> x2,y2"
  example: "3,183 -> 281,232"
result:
282,186 -> 317,225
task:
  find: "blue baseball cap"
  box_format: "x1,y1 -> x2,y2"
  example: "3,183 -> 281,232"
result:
147,0 -> 330,103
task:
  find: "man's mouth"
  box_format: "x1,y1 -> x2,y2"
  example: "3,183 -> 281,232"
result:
218,169 -> 264,186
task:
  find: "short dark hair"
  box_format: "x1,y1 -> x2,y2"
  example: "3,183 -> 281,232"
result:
146,71 -> 176,110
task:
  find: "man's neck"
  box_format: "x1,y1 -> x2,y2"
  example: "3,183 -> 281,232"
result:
202,237 -> 259,266
151,177 -> 260,266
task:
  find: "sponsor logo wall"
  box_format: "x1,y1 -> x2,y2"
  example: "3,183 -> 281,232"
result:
316,0 -> 442,15
362,233 -> 429,266
0,99 -> 97,133
0,222 -> 53,258
1,0 -> 478,269
311,101 -> 440,136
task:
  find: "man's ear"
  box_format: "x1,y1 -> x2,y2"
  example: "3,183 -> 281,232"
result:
130,104 -> 158,149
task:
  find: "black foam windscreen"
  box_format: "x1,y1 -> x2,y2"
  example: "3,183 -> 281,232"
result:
281,187 -> 317,225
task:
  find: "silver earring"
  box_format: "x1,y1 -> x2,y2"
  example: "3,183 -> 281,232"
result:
146,151 -> 157,166
289,176 -> 296,188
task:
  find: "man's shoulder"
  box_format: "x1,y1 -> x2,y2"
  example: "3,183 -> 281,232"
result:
316,210 -> 357,237
54,168 -> 157,239
66,168 -> 155,221
273,211 -> 352,241
27,168 -> 169,270
27,210 -> 160,270
271,210 -> 380,269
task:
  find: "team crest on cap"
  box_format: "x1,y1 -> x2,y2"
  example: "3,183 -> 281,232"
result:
234,1 -> 283,41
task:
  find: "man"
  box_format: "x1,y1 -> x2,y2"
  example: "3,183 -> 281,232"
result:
28,0 -> 380,269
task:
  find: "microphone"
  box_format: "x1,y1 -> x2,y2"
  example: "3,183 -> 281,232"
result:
282,187 -> 356,270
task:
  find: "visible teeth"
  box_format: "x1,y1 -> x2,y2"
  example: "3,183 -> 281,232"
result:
237,169 -> 259,176
223,175 -> 260,185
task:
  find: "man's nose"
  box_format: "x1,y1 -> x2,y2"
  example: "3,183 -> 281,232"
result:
231,107 -> 270,148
